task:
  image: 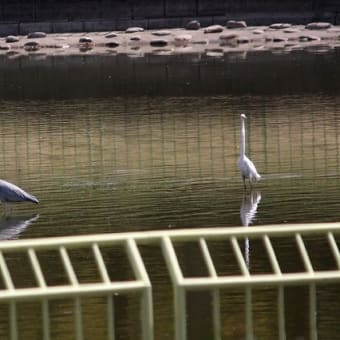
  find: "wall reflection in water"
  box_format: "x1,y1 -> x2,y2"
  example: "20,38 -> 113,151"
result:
185,284 -> 319,340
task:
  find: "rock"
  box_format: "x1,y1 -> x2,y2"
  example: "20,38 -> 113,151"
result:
299,35 -> 320,42
105,33 -> 118,38
219,33 -> 237,46
54,44 -> 69,49
79,37 -> 93,44
174,34 -> 192,46
150,39 -> 168,47
0,44 -> 10,50
27,32 -> 47,39
305,22 -> 332,30
269,23 -> 291,30
126,27 -> 144,33
5,35 -> 19,43
185,20 -> 200,30
283,28 -> 300,33
219,33 -> 238,41
226,20 -> 247,29
192,39 -> 208,45
79,45 -> 93,52
272,37 -> 287,42
106,41 -> 120,48
287,36 -> 299,42
237,37 -> 250,44
24,41 -> 40,51
204,25 -> 224,34
6,50 -> 19,58
152,48 -> 172,55
130,35 -> 141,41
152,30 -> 171,36
206,50 -> 224,57
252,29 -> 264,35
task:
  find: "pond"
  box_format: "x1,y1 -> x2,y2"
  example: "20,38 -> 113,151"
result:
0,49 -> 340,339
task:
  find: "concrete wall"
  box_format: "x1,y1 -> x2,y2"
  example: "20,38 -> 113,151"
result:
0,1 -> 338,35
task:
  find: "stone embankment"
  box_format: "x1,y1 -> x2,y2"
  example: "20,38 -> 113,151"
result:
0,20 -> 339,57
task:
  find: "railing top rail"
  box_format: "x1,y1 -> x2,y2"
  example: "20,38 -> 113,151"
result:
0,222 -> 339,251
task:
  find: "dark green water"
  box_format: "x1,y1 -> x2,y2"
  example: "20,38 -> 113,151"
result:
0,49 -> 340,339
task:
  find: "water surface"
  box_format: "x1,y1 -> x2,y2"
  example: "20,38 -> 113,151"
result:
0,50 -> 340,339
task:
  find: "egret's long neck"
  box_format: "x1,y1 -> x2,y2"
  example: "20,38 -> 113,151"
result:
240,118 -> 246,157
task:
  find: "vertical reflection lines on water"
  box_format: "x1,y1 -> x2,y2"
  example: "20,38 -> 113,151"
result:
1,96 -> 340,238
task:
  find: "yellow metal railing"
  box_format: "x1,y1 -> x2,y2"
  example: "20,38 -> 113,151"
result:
0,223 -> 340,339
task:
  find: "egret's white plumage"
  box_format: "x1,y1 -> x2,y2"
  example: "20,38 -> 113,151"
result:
237,114 -> 261,189
0,179 -> 38,204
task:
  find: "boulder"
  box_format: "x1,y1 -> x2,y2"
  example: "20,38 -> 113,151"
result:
252,29 -> 264,35
5,35 -> 19,43
54,44 -> 69,49
269,23 -> 291,30
204,25 -> 224,34
237,37 -> 250,44
150,39 -> 168,47
306,22 -> 332,30
174,34 -> 192,46
219,33 -> 238,41
126,27 -> 144,33
299,35 -> 320,42
130,35 -> 142,41
106,41 -> 120,48
24,41 -> 40,51
152,30 -> 171,36
79,37 -> 93,44
105,33 -> 118,38
27,32 -> 47,39
185,20 -> 200,30
272,37 -> 287,42
226,20 -> 247,29
206,50 -> 223,57
192,39 -> 208,45
0,44 -> 10,50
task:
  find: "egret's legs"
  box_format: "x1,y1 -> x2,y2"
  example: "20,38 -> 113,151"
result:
242,177 -> 246,190
3,203 -> 12,216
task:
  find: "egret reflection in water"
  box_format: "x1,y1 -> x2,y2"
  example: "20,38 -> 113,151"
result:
0,214 -> 39,240
240,191 -> 262,267
240,191 -> 262,227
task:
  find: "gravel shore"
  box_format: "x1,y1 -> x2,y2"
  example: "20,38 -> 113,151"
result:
1,21 -> 340,58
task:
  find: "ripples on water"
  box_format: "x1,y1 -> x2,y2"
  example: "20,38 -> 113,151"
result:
0,50 -> 340,339
0,94 -> 339,238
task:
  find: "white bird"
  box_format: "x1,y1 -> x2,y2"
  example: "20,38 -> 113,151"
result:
237,114 -> 261,189
0,179 -> 38,205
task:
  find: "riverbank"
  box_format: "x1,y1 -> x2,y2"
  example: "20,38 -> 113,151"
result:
0,21 -> 339,59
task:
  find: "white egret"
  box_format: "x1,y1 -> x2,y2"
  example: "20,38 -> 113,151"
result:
237,114 -> 261,189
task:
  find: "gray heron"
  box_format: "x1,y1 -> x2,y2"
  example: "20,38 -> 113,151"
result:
0,179 -> 38,205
